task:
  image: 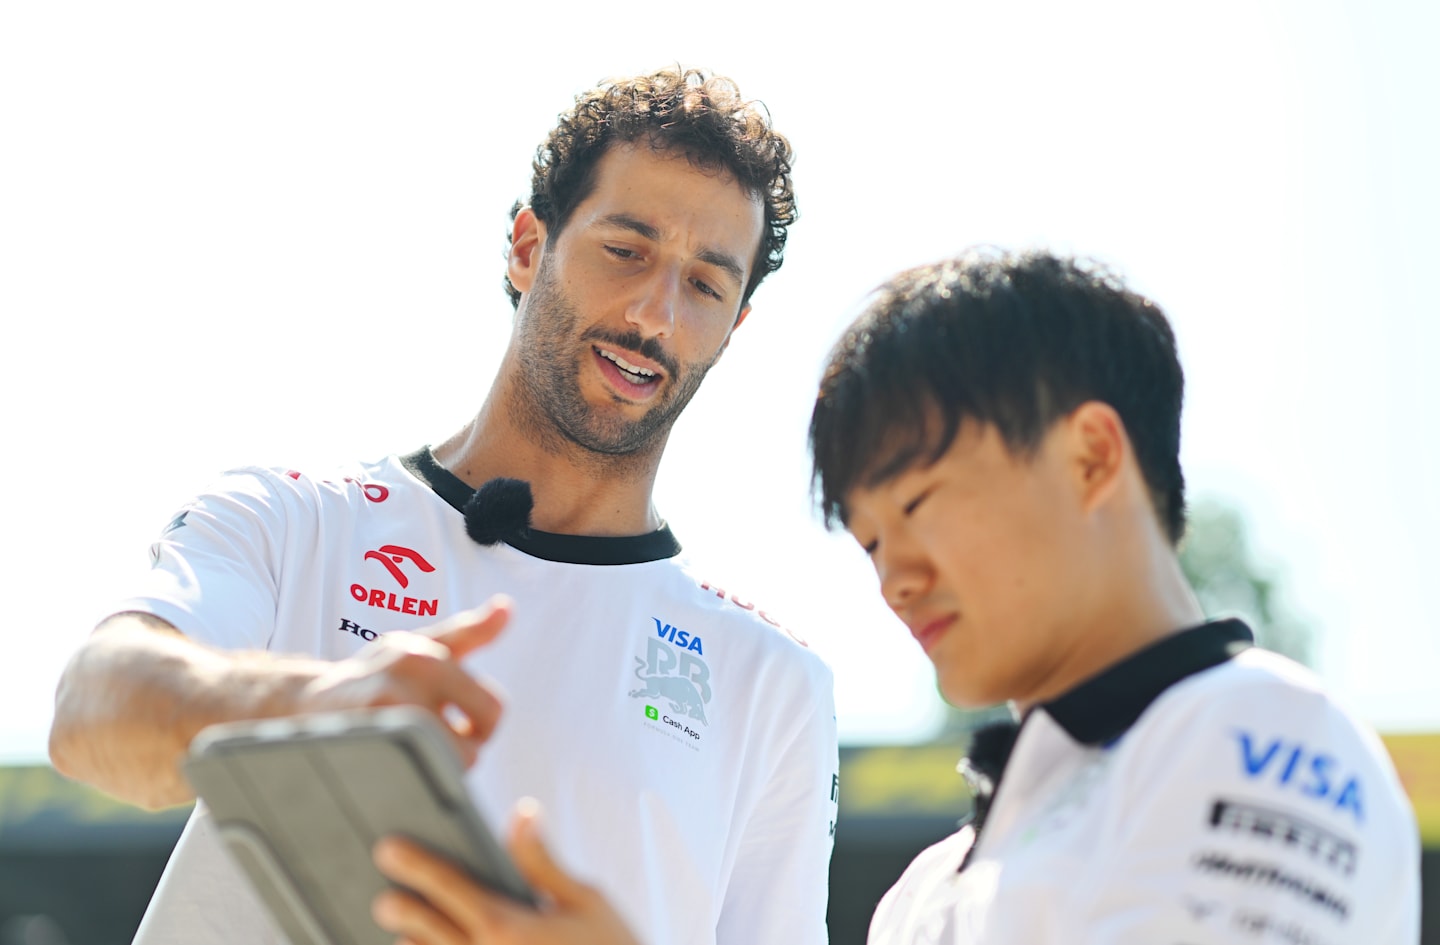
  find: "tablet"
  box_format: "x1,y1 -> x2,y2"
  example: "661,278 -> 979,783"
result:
183,705 -> 536,945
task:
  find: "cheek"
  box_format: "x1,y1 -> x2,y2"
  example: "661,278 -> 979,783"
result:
678,305 -> 738,355
921,495 -> 1005,579
927,498 -> 1060,617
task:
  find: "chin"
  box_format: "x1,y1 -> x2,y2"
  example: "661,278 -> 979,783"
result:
938,679 -> 984,708
937,675 -> 1002,711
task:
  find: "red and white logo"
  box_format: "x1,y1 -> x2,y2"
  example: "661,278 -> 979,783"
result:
363,545 -> 434,588
357,482 -> 390,503
351,544 -> 440,617
285,470 -> 390,503
698,580 -> 807,646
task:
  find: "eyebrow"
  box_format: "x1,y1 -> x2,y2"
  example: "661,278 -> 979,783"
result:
596,213 -> 747,288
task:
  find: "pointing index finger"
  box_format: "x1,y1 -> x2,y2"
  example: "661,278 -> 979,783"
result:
426,595 -> 513,658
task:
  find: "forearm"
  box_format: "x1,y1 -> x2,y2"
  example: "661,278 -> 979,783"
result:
48,613 -> 323,809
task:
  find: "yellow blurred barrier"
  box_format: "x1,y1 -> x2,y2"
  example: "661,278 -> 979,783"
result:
1382,734 -> 1440,846
839,734 -> 1440,847
838,743 -> 972,818
1,733 -> 1435,844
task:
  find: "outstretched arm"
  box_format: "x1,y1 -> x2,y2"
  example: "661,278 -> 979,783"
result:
49,600 -> 510,809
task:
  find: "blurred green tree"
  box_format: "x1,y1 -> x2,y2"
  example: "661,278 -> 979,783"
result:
1178,496 -> 1315,667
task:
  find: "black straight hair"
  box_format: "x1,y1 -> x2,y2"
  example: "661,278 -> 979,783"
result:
809,249 -> 1187,544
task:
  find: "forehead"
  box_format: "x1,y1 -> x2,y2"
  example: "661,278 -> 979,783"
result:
835,404 -> 953,521
840,418 -> 1030,528
570,144 -> 765,256
839,435 -> 948,529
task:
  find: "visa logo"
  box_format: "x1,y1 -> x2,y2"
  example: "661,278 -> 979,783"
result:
1235,731 -> 1363,824
654,617 -> 704,655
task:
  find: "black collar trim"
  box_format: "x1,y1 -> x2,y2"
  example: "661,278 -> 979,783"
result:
399,447 -> 683,566
956,619 -> 1253,873
1042,618 -> 1255,746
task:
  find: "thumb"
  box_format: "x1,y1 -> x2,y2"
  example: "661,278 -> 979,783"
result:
508,799 -> 589,910
427,595 -> 512,657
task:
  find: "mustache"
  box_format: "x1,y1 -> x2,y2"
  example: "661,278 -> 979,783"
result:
580,326 -> 680,378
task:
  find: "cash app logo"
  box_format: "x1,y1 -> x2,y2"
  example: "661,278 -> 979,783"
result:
644,705 -> 659,720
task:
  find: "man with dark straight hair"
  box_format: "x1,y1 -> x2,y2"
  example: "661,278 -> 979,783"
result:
363,249 -> 1419,945
49,67 -> 837,945
811,249 -> 1418,944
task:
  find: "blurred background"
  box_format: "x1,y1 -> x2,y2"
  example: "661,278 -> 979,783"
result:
2,0 -> 1436,941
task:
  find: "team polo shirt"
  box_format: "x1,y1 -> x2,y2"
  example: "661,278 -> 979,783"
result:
868,620 -> 1420,945
120,449 -> 839,945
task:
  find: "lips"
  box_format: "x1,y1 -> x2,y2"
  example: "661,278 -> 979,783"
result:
593,346 -> 664,398
911,614 -> 957,653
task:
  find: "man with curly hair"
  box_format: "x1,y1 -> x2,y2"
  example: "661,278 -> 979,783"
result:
49,67 -> 837,945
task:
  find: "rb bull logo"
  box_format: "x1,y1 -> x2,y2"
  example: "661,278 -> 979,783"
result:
629,619 -> 711,726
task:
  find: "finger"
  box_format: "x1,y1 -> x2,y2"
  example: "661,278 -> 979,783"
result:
426,596 -> 513,658
371,887 -> 469,945
443,711 -> 491,769
447,727 -> 480,770
377,634 -> 504,749
375,837 -> 495,936
428,663 -> 504,746
507,798 -> 590,910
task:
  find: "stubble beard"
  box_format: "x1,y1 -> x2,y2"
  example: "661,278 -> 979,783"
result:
510,261 -> 720,468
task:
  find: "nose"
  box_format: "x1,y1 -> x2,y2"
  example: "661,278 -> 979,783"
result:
875,531 -> 933,614
625,267 -> 680,339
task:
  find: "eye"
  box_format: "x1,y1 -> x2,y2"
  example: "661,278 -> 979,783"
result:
853,533 -> 878,556
692,278 -> 722,301
903,487 -> 934,516
604,245 -> 639,260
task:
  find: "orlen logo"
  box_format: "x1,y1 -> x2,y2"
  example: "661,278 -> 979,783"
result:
363,545 -> 434,588
1235,730 -> 1364,824
350,544 -> 439,617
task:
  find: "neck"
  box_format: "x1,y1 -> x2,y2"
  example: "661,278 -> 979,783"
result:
1017,521 -> 1206,712
432,375 -> 666,538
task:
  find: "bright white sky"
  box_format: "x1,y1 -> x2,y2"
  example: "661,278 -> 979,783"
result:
2,1 -> 1436,761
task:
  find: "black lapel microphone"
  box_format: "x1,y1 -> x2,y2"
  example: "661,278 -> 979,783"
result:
956,718 -> 1022,871
462,478 -> 534,546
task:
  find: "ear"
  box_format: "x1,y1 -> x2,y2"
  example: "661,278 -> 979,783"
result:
507,207 -> 547,296
1064,401 -> 1127,515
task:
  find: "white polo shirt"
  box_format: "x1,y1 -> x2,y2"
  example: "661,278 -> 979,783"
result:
119,448 -> 839,945
868,620 -> 1419,945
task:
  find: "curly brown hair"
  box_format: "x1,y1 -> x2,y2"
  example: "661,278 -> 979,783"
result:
504,67 -> 797,308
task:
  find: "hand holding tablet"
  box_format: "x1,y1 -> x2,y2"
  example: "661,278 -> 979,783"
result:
184,706 -> 536,945
372,799 -> 644,945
